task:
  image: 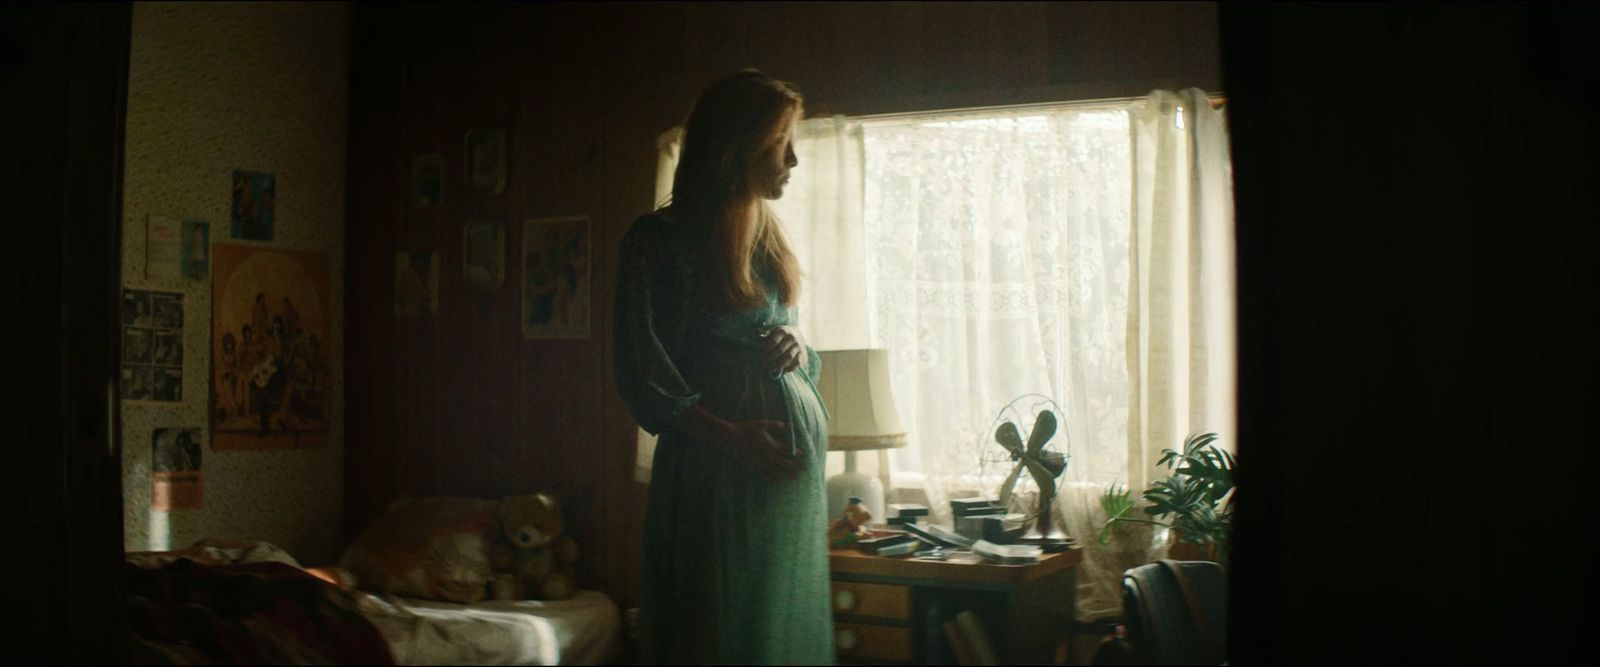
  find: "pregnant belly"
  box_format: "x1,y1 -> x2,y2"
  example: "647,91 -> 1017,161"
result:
685,358 -> 827,443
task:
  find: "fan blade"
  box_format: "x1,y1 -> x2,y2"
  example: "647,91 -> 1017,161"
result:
1023,457 -> 1059,498
995,421 -> 1024,457
1026,411 -> 1057,455
996,461 -> 1025,508
1039,450 -> 1068,477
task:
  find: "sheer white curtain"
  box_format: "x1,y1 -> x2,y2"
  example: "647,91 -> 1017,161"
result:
1127,90 -> 1237,496
643,90 -> 1234,621
770,116 -> 871,352
859,106 -> 1143,621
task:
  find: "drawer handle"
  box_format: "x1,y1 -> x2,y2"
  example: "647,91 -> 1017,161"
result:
833,589 -> 856,611
836,628 -> 858,650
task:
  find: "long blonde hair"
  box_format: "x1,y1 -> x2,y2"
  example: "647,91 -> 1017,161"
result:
667,70 -> 803,310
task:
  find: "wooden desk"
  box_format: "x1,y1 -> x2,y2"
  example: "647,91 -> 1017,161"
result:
829,546 -> 1082,665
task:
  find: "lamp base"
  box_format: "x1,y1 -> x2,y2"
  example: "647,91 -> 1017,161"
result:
826,471 -> 884,525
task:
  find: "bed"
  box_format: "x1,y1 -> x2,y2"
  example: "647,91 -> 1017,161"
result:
355,589 -> 620,665
125,539 -> 622,665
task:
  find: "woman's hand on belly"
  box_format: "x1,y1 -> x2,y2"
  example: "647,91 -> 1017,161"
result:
760,326 -> 807,375
719,419 -> 806,481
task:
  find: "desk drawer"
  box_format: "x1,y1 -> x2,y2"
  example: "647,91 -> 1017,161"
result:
835,621 -> 913,662
830,580 -> 911,619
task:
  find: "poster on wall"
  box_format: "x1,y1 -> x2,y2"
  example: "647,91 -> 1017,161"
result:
395,251 -> 440,316
211,243 -> 330,450
412,154 -> 444,207
151,427 -> 203,511
121,288 -> 184,402
521,216 -> 591,339
463,221 -> 505,292
146,214 -> 182,280
182,220 -> 210,280
230,170 -> 276,241
465,127 -> 507,194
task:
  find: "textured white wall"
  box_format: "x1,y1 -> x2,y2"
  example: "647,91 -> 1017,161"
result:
121,1 -> 350,565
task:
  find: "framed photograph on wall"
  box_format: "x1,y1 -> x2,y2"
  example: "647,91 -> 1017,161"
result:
210,243 -> 331,450
412,153 -> 444,207
463,220 -> 505,292
395,251 -> 440,316
521,216 -> 591,339
464,127 -> 507,194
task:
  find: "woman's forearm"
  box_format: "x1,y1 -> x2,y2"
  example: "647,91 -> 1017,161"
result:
670,404 -> 736,448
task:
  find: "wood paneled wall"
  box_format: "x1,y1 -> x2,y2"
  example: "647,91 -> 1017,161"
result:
345,1 -> 1220,609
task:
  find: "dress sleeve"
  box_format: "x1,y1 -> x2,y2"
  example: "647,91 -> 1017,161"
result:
613,215 -> 702,436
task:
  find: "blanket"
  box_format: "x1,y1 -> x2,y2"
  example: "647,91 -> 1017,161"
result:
126,557 -> 395,665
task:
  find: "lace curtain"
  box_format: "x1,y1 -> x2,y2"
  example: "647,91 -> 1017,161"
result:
858,106 -> 1148,622
643,89 -> 1234,621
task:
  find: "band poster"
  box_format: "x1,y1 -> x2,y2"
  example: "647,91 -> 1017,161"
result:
210,243 -> 331,450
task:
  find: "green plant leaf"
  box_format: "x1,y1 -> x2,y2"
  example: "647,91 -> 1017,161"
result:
1100,483 -> 1135,517
1109,432 -> 1235,554
1097,483 -> 1136,546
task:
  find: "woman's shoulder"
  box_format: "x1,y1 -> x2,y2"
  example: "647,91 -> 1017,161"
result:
625,206 -> 688,247
627,207 -> 671,236
624,207 -> 699,266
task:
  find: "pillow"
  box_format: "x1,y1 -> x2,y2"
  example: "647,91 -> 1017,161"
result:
340,496 -> 501,604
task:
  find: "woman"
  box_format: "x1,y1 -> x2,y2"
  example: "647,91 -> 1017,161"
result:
614,70 -> 833,665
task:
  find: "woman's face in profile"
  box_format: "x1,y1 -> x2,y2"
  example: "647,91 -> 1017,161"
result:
752,114 -> 799,201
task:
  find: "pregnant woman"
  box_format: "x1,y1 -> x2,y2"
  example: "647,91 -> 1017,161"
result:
613,69 -> 833,665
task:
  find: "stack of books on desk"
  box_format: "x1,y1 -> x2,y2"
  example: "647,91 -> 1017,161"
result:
886,503 -> 930,527
971,539 -> 1043,565
856,531 -> 926,556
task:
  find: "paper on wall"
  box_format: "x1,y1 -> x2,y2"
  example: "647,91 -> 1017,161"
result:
146,214 -> 182,280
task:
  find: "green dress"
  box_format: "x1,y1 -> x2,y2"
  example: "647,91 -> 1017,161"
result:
614,211 -> 835,665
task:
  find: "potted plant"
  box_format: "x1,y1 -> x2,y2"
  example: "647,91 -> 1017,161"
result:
1097,432 -> 1234,564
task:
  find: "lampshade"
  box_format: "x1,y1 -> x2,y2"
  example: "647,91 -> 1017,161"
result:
816,349 -> 907,452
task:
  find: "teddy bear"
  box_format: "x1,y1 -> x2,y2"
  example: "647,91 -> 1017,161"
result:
828,496 -> 874,548
487,492 -> 580,601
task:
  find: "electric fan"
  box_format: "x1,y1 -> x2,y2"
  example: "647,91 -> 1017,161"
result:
983,397 -> 1073,549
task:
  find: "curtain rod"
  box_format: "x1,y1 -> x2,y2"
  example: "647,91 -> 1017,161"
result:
827,92 -> 1227,126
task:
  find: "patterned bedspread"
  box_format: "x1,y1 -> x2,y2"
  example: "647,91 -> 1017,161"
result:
126,557 -> 395,665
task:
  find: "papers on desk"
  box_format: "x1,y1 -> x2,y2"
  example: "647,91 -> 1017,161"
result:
971,539 -> 1043,565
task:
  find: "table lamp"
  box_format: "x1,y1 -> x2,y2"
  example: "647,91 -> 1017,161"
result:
816,349 -> 907,523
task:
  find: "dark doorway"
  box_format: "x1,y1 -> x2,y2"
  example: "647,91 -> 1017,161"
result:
1221,4 -> 1597,663
0,2 -> 131,661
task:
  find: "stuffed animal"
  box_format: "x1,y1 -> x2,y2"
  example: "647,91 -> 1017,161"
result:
340,495 -> 502,604
487,492 -> 580,601
828,496 -> 874,548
